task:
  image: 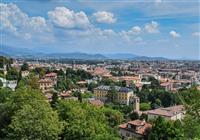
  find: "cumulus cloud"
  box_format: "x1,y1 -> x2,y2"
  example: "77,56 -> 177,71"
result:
93,11 -> 116,24
169,30 -> 181,38
0,3 -> 49,39
119,25 -> 143,42
130,26 -> 142,34
29,17 -> 47,31
48,7 -> 90,29
192,32 -> 200,37
145,21 -> 159,33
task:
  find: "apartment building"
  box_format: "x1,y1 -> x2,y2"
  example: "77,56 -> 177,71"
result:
94,85 -> 138,105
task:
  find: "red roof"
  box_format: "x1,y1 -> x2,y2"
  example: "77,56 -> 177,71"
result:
89,99 -> 104,107
119,120 -> 152,136
45,72 -> 57,77
39,78 -> 53,83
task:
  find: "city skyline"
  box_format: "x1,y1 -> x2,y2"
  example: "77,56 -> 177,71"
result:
0,0 -> 200,60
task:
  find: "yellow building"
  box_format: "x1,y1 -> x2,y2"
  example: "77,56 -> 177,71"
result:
94,86 -> 139,106
39,78 -> 54,93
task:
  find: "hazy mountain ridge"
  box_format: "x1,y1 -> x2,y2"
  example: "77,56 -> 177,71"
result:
0,45 -> 168,60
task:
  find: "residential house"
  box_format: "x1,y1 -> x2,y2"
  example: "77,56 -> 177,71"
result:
39,79 -> 54,93
0,77 -> 17,91
144,105 -> 185,121
119,120 -> 152,140
89,99 -> 104,107
160,82 -> 173,91
44,72 -> 57,85
21,70 -> 29,77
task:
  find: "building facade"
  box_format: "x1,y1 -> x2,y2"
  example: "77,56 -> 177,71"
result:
39,79 -> 54,93
119,120 -> 152,140
145,105 -> 185,121
94,85 -> 139,105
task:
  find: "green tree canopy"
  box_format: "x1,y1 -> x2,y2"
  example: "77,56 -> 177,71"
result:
56,100 -> 120,140
0,87 -> 63,139
149,116 -> 183,140
7,101 -> 63,140
21,62 -> 29,71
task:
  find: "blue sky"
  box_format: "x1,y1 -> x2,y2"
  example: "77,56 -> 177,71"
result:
0,0 -> 200,59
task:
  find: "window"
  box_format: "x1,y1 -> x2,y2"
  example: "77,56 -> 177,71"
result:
126,132 -> 130,137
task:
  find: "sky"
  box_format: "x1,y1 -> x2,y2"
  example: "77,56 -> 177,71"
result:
0,0 -> 200,60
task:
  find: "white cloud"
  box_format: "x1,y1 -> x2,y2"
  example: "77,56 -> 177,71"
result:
0,3 -> 50,40
192,32 -> 200,37
119,26 -> 141,38
130,26 -> 142,34
29,17 -> 47,31
144,21 -> 159,33
93,11 -> 116,24
48,7 -> 90,29
119,25 -> 143,42
169,30 -> 181,38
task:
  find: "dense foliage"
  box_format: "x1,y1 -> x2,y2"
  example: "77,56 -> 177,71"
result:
0,87 -> 62,139
57,100 -> 122,140
0,86 -> 123,139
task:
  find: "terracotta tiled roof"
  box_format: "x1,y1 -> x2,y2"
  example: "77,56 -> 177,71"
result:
145,105 -> 184,117
160,82 -> 171,87
89,99 -> 104,107
119,120 -> 152,136
45,72 -> 57,77
39,78 -> 53,83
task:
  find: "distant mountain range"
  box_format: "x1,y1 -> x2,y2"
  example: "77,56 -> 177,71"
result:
0,45 -> 168,60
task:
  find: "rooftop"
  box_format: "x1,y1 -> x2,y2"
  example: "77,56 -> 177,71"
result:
145,105 -> 184,117
119,120 -> 152,136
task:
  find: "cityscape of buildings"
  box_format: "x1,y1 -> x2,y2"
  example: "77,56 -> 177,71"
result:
0,0 -> 199,139
0,58 -> 199,139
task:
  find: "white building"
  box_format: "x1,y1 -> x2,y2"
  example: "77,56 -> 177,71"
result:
145,105 -> 185,121
21,70 -> 29,77
0,77 -> 17,91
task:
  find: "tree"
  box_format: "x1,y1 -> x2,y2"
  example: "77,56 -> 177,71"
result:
0,80 -> 3,88
56,100 -> 120,140
129,112 -> 139,120
149,116 -> 183,140
178,87 -> 200,139
102,107 -> 123,128
140,103 -> 151,111
17,73 -> 39,89
51,91 -> 59,108
148,76 -> 160,89
6,67 -> 19,80
21,62 -> 29,71
140,113 -> 148,121
0,87 -> 63,139
77,91 -> 83,103
7,101 -> 63,139
55,76 -> 67,91
0,88 -> 13,137
33,67 -> 46,78
106,86 -> 118,103
88,82 -> 98,92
